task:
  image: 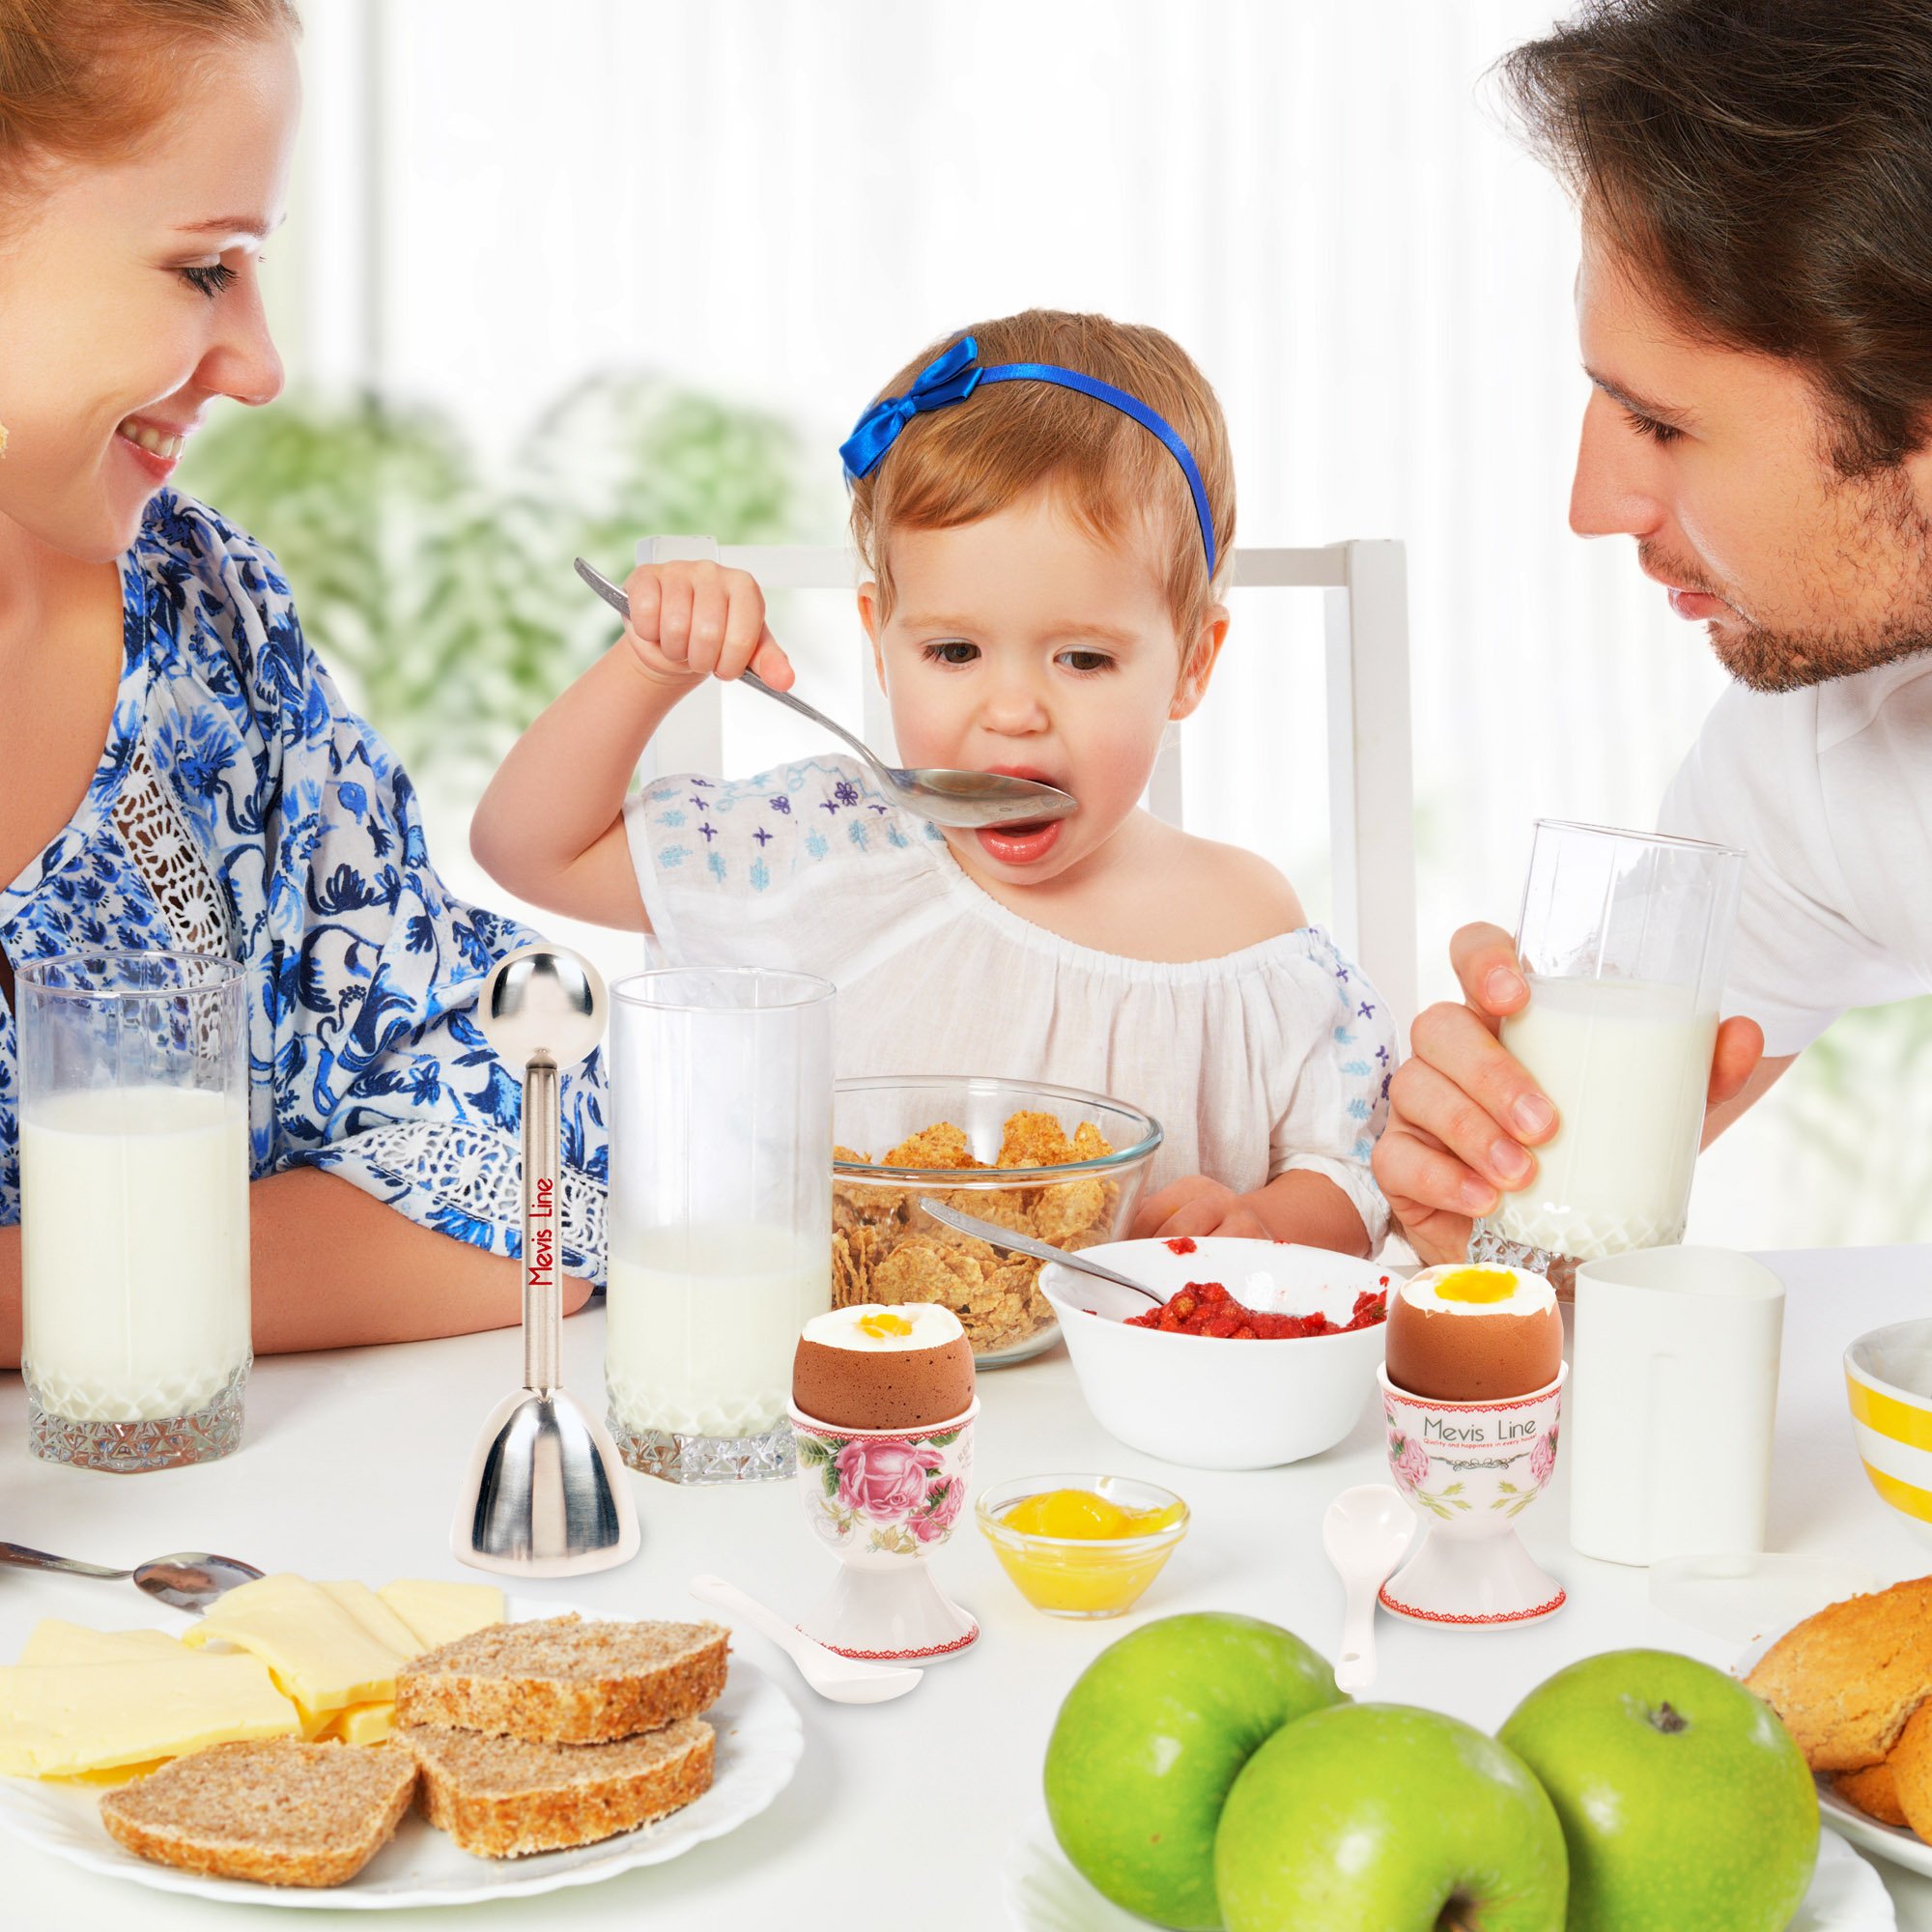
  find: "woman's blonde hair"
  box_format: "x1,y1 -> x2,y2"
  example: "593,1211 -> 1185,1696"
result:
0,0 -> 298,202
848,309 -> 1236,639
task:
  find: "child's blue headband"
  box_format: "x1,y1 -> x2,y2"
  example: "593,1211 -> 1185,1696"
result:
839,335 -> 1219,577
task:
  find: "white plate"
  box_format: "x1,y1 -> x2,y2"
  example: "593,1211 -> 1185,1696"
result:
0,1596 -> 802,1909
1001,1809 -> 1894,1932
1739,1628 -> 1932,1882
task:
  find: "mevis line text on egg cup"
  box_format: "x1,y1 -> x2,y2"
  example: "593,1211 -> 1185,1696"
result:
1376,1362 -> 1567,1628
788,1397 -> 980,1662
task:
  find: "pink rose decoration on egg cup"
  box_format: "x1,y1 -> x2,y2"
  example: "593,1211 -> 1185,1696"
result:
1387,1426 -> 1432,1492
910,1475 -> 966,1544
1529,1423 -> 1559,1491
789,1398 -> 980,1662
835,1437 -> 945,1520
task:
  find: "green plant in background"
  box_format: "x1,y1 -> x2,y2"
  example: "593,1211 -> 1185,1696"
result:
1763,995 -> 1932,1244
177,373 -> 823,794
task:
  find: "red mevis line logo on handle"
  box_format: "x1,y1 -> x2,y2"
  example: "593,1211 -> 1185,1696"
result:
527,1174 -> 554,1290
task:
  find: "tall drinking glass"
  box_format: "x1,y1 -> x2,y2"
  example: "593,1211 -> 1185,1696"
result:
17,951 -> 251,1470
1470,822 -> 1743,1292
605,967 -> 834,1485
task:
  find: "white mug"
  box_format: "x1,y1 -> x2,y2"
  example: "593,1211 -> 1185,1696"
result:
1568,1246 -> 1784,1566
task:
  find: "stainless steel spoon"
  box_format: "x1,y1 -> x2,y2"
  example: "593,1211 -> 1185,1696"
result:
0,1542 -> 263,1614
915,1197 -> 1161,1303
575,557 -> 1078,830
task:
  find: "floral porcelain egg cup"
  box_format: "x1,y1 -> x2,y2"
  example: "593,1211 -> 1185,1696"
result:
787,1397 -> 980,1662
1376,1362 -> 1568,1627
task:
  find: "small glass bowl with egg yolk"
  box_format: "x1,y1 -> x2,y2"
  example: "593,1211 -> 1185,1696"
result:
976,1473 -> 1189,1619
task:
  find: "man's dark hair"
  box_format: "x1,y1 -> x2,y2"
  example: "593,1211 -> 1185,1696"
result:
1500,0 -> 1932,474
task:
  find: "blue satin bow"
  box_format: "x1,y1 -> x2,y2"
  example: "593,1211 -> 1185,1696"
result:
839,335 -> 1218,575
838,337 -> 984,484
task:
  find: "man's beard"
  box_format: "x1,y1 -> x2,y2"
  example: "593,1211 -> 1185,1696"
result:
1642,471 -> 1932,696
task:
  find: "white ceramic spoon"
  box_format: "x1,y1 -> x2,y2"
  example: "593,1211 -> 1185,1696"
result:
689,1573 -> 923,1705
1321,1484 -> 1415,1693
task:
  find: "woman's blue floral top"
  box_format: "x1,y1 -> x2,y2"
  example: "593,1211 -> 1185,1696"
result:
0,492 -> 607,1278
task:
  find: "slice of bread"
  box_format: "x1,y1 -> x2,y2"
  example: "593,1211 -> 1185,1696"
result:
1744,1577 -> 1932,1772
395,1615 -> 727,1746
400,1718 -> 714,1859
98,1738 -> 416,1888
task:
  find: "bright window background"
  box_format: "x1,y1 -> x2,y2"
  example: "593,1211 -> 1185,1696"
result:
234,0 -> 1929,1248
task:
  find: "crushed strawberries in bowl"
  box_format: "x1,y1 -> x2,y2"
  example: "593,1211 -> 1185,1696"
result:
1125,1278 -> 1389,1340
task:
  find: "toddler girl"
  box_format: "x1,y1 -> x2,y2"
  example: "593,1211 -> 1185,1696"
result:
474,310 -> 1393,1253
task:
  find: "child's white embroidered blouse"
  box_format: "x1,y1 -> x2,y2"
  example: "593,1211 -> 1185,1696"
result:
626,754 -> 1395,1247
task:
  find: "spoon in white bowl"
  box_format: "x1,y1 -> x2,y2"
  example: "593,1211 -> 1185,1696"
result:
1321,1485 -> 1415,1693
576,558 -> 1076,831
689,1574 -> 922,1704
916,1198 -> 1162,1303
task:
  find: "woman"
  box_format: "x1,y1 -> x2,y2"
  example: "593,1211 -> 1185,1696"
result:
0,0 -> 604,1359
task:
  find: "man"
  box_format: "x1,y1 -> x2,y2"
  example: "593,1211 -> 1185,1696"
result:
1374,0 -> 1932,1264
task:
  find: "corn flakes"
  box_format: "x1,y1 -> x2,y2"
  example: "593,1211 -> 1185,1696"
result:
832,1109 -> 1122,1354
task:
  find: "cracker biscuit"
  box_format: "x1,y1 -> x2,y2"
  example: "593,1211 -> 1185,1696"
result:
1834,1760 -> 1912,1831
1745,1577 -> 1932,1772
1886,1701 -> 1932,1838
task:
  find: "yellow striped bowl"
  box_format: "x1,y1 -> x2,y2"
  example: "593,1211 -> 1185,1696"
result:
1846,1321 -> 1932,1546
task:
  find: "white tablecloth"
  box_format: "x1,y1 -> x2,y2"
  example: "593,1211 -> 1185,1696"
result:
2,1245 -> 1928,1930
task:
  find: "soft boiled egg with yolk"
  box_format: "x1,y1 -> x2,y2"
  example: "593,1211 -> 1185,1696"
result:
1384,1264 -> 1562,1403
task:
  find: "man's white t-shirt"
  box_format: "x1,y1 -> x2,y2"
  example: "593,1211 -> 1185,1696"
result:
1659,659 -> 1932,1057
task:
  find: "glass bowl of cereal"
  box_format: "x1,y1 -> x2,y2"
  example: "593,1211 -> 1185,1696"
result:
833,1077 -> 1163,1367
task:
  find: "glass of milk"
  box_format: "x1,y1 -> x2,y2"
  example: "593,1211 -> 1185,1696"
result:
604,967 -> 834,1485
1471,822 -> 1743,1292
16,951 -> 251,1470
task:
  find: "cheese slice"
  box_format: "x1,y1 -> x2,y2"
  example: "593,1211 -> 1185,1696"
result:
49,1757 -> 170,1788
17,1623 -> 187,1668
376,1578 -> 504,1653
0,1655 -> 298,1777
319,1580 -> 428,1659
185,1574 -> 404,1713
319,1701 -> 397,1747
291,1697 -> 338,1741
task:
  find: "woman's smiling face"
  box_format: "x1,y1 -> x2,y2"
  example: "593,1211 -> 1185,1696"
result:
0,31 -> 298,564
862,489 -> 1225,884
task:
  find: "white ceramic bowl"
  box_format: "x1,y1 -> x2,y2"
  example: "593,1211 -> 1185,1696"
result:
1038,1238 -> 1394,1470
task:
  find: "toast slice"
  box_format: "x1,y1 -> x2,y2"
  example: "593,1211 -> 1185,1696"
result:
98,1738 -> 416,1888
395,1615 -> 727,1746
400,1717 -> 714,1859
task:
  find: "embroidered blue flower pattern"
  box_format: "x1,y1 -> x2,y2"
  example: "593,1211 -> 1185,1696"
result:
0,492 -> 607,1277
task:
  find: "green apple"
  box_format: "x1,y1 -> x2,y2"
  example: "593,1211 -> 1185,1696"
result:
1043,1612 -> 1347,1930
1498,1648 -> 1817,1932
1213,1703 -> 1568,1932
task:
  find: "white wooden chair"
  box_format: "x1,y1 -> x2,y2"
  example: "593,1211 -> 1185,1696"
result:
634,535 -> 1418,1030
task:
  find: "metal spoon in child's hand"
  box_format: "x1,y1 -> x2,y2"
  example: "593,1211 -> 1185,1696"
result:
574,557 -> 1077,831
0,1542 -> 263,1614
914,1198 -> 1161,1303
